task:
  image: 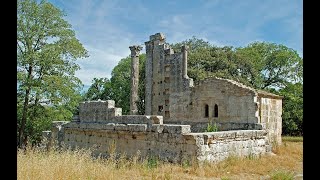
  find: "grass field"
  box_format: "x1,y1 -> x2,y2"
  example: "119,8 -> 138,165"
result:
17,136 -> 303,180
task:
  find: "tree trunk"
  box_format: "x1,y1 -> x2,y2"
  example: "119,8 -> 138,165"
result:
18,65 -> 33,148
18,88 -> 30,148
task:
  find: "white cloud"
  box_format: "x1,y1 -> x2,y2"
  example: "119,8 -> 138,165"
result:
157,15 -> 195,43
194,0 -> 302,54
76,44 -> 130,87
52,0 -> 136,88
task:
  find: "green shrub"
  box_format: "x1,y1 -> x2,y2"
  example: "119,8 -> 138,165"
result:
205,121 -> 218,132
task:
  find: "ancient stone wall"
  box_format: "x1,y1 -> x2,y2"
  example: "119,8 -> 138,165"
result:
166,78 -> 282,145
168,78 -> 260,128
46,121 -> 270,164
43,100 -> 271,164
144,33 -> 193,117
62,123 -> 270,164
79,100 -> 122,123
63,122 -> 193,163
184,130 -> 271,163
259,96 -> 282,144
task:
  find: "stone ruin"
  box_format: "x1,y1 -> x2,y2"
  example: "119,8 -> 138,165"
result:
42,33 -> 283,164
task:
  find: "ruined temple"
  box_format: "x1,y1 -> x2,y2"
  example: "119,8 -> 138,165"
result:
136,33 -> 282,143
43,33 -> 283,164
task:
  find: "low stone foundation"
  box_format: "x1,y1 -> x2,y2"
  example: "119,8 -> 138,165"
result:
44,122 -> 271,164
42,100 -> 272,164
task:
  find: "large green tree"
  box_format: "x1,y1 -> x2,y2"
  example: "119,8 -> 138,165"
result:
278,82 -> 303,136
17,0 -> 88,147
84,77 -> 112,101
172,37 -> 303,90
235,42 -> 303,89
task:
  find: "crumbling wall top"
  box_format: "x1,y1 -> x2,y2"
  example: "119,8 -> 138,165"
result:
149,32 -> 165,41
79,99 -> 115,108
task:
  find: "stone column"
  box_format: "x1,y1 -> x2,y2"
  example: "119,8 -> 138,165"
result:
129,45 -> 143,115
181,45 -> 189,78
144,40 -> 153,115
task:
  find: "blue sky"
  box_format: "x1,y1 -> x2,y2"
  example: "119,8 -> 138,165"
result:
48,0 -> 303,91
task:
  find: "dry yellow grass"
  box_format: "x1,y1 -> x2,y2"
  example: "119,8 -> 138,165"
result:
17,137 -> 303,180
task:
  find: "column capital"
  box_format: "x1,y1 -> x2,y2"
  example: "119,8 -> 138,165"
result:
181,45 -> 189,52
129,45 -> 143,57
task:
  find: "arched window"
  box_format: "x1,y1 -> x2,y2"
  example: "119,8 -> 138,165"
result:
205,104 -> 209,117
214,104 -> 218,117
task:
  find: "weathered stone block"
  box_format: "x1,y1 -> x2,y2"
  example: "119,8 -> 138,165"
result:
122,115 -> 143,124
150,115 -> 163,124
108,108 -> 122,118
86,123 -> 103,129
127,124 -> 147,132
64,122 -> 80,129
163,124 -> 191,134
151,124 -> 164,133
114,124 -> 128,131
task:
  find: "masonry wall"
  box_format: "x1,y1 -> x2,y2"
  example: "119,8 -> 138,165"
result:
43,100 -> 271,164
167,78 -> 260,132
79,100 -> 122,122
47,121 -> 270,164
259,96 -> 282,144
185,130 -> 271,163
63,122 -> 194,163
145,33 -> 193,118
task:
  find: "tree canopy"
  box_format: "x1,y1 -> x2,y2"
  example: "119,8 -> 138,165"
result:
17,0 -> 88,147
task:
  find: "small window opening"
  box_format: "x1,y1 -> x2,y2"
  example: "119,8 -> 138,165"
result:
205,104 -> 209,117
165,100 -> 169,106
214,104 -> 218,117
165,111 -> 170,117
158,105 -> 163,112
164,77 -> 170,83
165,65 -> 170,71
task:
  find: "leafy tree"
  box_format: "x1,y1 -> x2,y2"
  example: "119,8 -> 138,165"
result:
83,78 -> 111,101
235,42 -> 303,89
187,46 -> 239,82
17,0 -> 88,147
278,83 -> 303,136
170,36 -> 211,53
84,54 -> 146,115
109,56 -> 132,114
171,37 -> 239,82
